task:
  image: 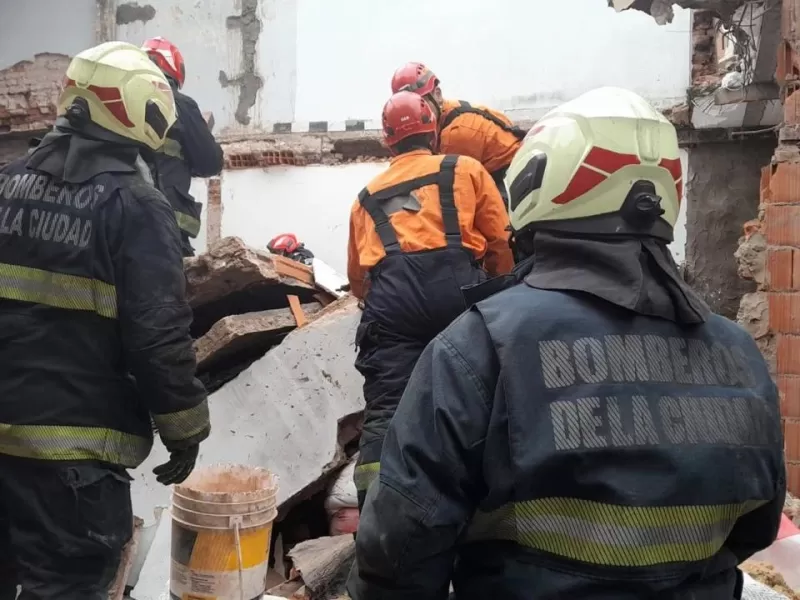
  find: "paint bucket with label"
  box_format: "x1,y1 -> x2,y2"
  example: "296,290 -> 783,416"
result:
170,464 -> 279,600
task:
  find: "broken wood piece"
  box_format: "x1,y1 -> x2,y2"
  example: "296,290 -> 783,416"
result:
184,237 -> 317,336
288,295 -> 308,327
108,516 -> 143,600
193,302 -> 322,371
288,535 -> 355,600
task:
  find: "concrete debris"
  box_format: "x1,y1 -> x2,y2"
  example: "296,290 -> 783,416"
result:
787,493 -> 800,527
737,292 -> 776,372
735,231 -> 767,288
131,511 -> 171,600
609,0 -> 747,23
194,302 -> 323,371
131,294 -> 363,542
185,236 -> 319,336
109,517 -> 142,600
741,561 -> 800,599
287,536 -> 355,600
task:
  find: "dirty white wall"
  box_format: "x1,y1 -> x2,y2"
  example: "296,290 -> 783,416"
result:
115,0 -> 692,133
216,151 -> 689,274
0,0 -> 95,69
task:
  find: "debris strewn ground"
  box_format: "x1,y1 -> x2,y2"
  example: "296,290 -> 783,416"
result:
742,561 -> 800,600
125,237 -> 361,599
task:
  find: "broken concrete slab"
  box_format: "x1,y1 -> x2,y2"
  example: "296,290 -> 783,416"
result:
185,237 -> 319,336
288,536 -> 355,600
109,517 -> 142,600
194,302 -> 323,372
130,295 -> 364,532
131,510 -> 171,600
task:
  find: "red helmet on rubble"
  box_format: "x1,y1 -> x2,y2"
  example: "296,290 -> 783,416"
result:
382,91 -> 437,148
268,233 -> 301,254
142,37 -> 186,89
391,62 -> 439,97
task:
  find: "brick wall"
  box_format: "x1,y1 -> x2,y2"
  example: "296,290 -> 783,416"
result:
692,10 -> 720,86
737,0 -> 800,495
0,53 -> 69,136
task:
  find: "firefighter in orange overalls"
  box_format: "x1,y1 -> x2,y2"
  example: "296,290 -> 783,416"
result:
391,62 -> 525,203
348,90 -> 513,508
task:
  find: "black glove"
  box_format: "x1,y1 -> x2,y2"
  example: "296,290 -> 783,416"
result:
153,444 -> 199,485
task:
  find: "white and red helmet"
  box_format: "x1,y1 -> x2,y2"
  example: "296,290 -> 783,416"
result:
267,233 -> 301,255
142,37 -> 186,89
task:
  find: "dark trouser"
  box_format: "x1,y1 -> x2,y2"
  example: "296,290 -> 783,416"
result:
0,458 -> 133,600
352,249 -> 487,509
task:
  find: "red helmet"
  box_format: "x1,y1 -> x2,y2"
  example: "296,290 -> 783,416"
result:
391,62 -> 439,97
382,91 -> 438,149
142,37 -> 186,89
268,233 -> 301,254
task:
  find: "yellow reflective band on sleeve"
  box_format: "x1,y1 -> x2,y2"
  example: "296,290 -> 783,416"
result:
0,262 -> 117,319
354,462 -> 380,492
152,399 -> 210,443
175,211 -> 201,238
466,497 -> 768,567
0,422 -> 152,468
161,138 -> 184,160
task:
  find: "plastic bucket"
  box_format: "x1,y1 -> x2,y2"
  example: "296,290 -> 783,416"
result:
170,464 -> 279,600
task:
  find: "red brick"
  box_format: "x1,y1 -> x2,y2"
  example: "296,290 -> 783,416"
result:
769,293 -> 800,332
764,205 -> 800,246
765,162 -> 800,205
777,334 -> 800,374
787,421 -> 800,462
767,248 -> 800,290
787,89 -> 800,127
779,375 -> 800,419
789,462 -> 800,497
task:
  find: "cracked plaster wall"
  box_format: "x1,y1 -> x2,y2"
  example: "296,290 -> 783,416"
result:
112,0 -> 691,133
684,139 -> 776,319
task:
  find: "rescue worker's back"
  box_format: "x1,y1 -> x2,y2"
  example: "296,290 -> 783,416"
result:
348,91 -> 513,507
347,87 -> 785,600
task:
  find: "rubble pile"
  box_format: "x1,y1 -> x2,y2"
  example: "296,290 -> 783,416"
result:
122,237 -> 362,600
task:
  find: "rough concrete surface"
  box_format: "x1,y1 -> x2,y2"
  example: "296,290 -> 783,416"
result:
735,231 -> 767,287
220,0 -> 263,125
194,302 -> 322,371
737,292 -> 776,372
130,296 -> 364,529
115,2 -> 155,25
288,535 -> 355,600
685,139 -> 775,319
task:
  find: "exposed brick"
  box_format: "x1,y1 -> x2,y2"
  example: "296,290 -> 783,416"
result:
789,462 -> 800,497
779,375 -> 800,419
777,334 -> 800,375
0,53 -> 69,137
786,421 -> 800,462
764,162 -> 800,205
767,247 -> 800,290
764,205 -> 800,246
769,293 -> 800,333
787,89 -> 800,127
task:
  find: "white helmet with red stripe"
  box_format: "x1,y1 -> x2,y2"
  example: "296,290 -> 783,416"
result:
505,87 -> 682,241
59,41 -> 176,151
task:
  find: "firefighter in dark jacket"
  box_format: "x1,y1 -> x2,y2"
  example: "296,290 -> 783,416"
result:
0,42 -> 210,600
142,37 -> 223,257
348,91 -> 513,509
391,62 -> 525,202
347,87 -> 786,600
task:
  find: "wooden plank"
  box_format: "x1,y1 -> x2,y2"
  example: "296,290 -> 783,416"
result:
287,295 -> 308,327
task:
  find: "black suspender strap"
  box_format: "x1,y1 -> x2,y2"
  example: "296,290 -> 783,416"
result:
440,100 -> 527,141
358,187 -> 401,253
437,155 -> 461,248
358,156 -> 463,252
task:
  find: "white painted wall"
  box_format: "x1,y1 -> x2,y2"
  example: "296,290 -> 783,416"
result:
116,0 -> 692,133
0,0 -> 95,69
219,151 -> 689,274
